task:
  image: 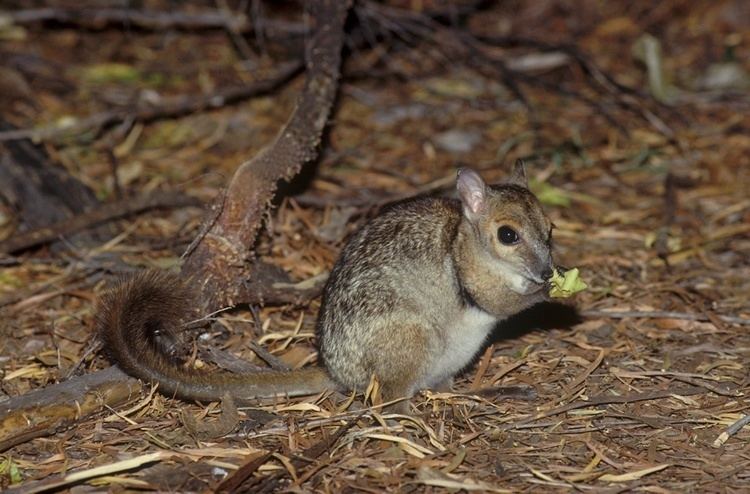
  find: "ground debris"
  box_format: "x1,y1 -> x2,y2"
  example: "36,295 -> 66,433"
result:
0,0 -> 748,492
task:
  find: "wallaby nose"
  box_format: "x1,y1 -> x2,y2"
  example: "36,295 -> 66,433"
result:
541,267 -> 554,281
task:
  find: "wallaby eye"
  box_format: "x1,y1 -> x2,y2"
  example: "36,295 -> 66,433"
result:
498,226 -> 519,245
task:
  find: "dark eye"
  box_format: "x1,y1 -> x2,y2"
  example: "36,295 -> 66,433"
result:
498,226 -> 519,245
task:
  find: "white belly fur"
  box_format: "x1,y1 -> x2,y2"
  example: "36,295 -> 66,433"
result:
422,306 -> 498,389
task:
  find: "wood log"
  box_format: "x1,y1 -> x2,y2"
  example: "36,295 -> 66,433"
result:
0,367 -> 141,453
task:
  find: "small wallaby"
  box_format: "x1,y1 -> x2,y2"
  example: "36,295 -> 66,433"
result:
97,163 -> 555,412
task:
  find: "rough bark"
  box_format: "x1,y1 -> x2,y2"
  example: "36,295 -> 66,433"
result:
181,0 -> 351,311
0,367 -> 141,453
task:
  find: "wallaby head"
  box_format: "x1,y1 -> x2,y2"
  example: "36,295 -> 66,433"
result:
454,162 -> 554,315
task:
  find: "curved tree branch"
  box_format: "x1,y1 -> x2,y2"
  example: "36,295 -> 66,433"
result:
181,0 -> 351,310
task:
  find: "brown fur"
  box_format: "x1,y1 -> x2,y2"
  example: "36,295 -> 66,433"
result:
97,270 -> 336,403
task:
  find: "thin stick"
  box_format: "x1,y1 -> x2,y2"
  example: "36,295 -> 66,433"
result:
470,345 -> 494,390
0,61 -> 302,143
510,385 -> 705,427
5,7 -> 303,35
713,414 -> 750,448
581,309 -> 750,326
0,191 -> 200,254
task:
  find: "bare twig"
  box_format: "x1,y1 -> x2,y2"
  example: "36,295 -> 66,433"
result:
474,33 -> 681,135
2,7 -> 306,35
215,452 -> 274,493
0,60 -> 303,143
581,309 -> 750,326
655,172 -> 696,265
510,385 -> 706,427
714,414 -> 750,448
248,342 -> 291,371
0,191 -> 200,254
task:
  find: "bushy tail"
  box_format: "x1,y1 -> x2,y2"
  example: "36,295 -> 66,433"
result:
96,270 -> 335,403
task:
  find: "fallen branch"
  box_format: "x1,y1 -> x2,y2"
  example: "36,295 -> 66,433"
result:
0,60 -> 303,143
512,385 -> 705,427
1,7 -> 305,36
181,0 -> 351,310
0,366 -> 141,453
4,7 -> 242,30
0,190 -> 200,254
581,309 -> 750,326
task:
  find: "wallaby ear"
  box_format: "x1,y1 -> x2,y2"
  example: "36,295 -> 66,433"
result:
457,168 -> 487,217
508,159 -> 528,188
